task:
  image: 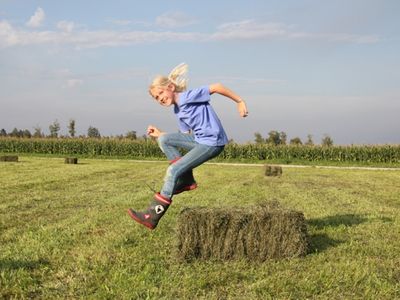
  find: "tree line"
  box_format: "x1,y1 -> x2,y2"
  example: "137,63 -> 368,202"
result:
254,131 -> 334,147
0,119 -> 139,140
1,120 -> 334,146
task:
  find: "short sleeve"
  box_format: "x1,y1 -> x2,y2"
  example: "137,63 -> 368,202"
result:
179,86 -> 210,106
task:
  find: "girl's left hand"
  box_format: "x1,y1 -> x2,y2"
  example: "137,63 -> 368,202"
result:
237,101 -> 248,118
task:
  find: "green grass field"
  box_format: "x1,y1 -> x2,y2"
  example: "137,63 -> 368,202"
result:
1,157 -> 399,299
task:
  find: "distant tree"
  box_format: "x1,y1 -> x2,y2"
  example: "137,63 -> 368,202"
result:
10,128 -> 20,137
254,132 -> 264,144
49,120 -> 60,138
22,129 -> 32,138
125,130 -> 137,140
321,134 -> 334,147
280,131 -> 287,145
266,130 -> 281,146
87,126 -> 101,138
68,119 -> 76,137
290,137 -> 303,145
305,134 -> 314,146
0,129 -> 6,137
33,126 -> 43,138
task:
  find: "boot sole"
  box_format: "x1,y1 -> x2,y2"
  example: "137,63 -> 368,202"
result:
174,183 -> 198,195
127,209 -> 155,230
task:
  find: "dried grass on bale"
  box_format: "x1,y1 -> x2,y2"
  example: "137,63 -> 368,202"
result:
176,201 -> 309,262
65,157 -> 78,164
0,155 -> 18,162
265,165 -> 282,176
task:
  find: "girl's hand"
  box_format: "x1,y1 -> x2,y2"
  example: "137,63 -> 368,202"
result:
147,125 -> 164,138
237,101 -> 248,118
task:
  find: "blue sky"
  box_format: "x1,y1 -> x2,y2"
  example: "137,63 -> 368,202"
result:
0,0 -> 399,144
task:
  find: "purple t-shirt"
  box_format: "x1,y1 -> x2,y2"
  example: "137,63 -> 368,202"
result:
174,86 -> 228,146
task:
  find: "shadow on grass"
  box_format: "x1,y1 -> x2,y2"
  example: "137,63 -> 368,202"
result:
308,213 -> 368,230
307,213 -> 368,254
308,233 -> 343,253
0,258 -> 50,270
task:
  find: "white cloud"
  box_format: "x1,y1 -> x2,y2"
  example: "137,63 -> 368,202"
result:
71,30 -> 202,49
211,20 -> 288,40
0,21 -> 18,47
26,7 -> 45,28
63,79 -> 83,89
211,20 -> 379,44
111,19 -> 132,26
53,68 -> 73,77
155,11 -> 197,28
0,20 -> 57,47
0,18 -> 380,49
57,21 -> 75,33
287,31 -> 380,44
109,19 -> 152,27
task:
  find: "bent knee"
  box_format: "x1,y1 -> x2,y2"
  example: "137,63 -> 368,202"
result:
157,133 -> 173,148
165,164 -> 182,180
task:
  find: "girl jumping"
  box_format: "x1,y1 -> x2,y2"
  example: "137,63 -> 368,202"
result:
128,63 -> 248,230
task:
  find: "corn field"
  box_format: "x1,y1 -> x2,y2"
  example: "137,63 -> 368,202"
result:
219,143 -> 400,163
0,137 -> 399,163
0,138 -> 163,158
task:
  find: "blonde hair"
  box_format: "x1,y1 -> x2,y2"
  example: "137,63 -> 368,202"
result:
149,63 -> 188,95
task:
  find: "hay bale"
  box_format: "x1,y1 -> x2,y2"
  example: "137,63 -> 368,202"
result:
65,157 -> 78,164
176,202 -> 309,261
0,155 -> 18,162
265,165 -> 282,176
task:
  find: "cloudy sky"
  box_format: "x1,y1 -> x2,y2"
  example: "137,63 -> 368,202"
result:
0,0 -> 399,144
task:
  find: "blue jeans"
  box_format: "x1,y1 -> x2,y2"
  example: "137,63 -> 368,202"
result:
157,132 -> 225,199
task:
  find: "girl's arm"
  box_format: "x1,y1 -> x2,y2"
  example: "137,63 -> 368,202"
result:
209,83 -> 248,117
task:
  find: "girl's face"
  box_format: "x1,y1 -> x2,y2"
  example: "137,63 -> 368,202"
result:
150,84 -> 176,107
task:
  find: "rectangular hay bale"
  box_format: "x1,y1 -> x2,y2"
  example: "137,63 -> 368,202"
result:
0,155 -> 18,162
176,202 -> 309,261
65,157 -> 78,164
265,165 -> 282,176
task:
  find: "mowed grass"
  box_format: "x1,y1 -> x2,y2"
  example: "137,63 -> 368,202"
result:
1,157 -> 399,299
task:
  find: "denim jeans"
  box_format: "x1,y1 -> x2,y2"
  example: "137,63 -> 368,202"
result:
157,132 -> 224,199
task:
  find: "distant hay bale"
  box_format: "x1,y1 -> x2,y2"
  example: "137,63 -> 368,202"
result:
65,157 -> 78,164
265,165 -> 282,176
0,155 -> 18,162
176,202 -> 309,262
